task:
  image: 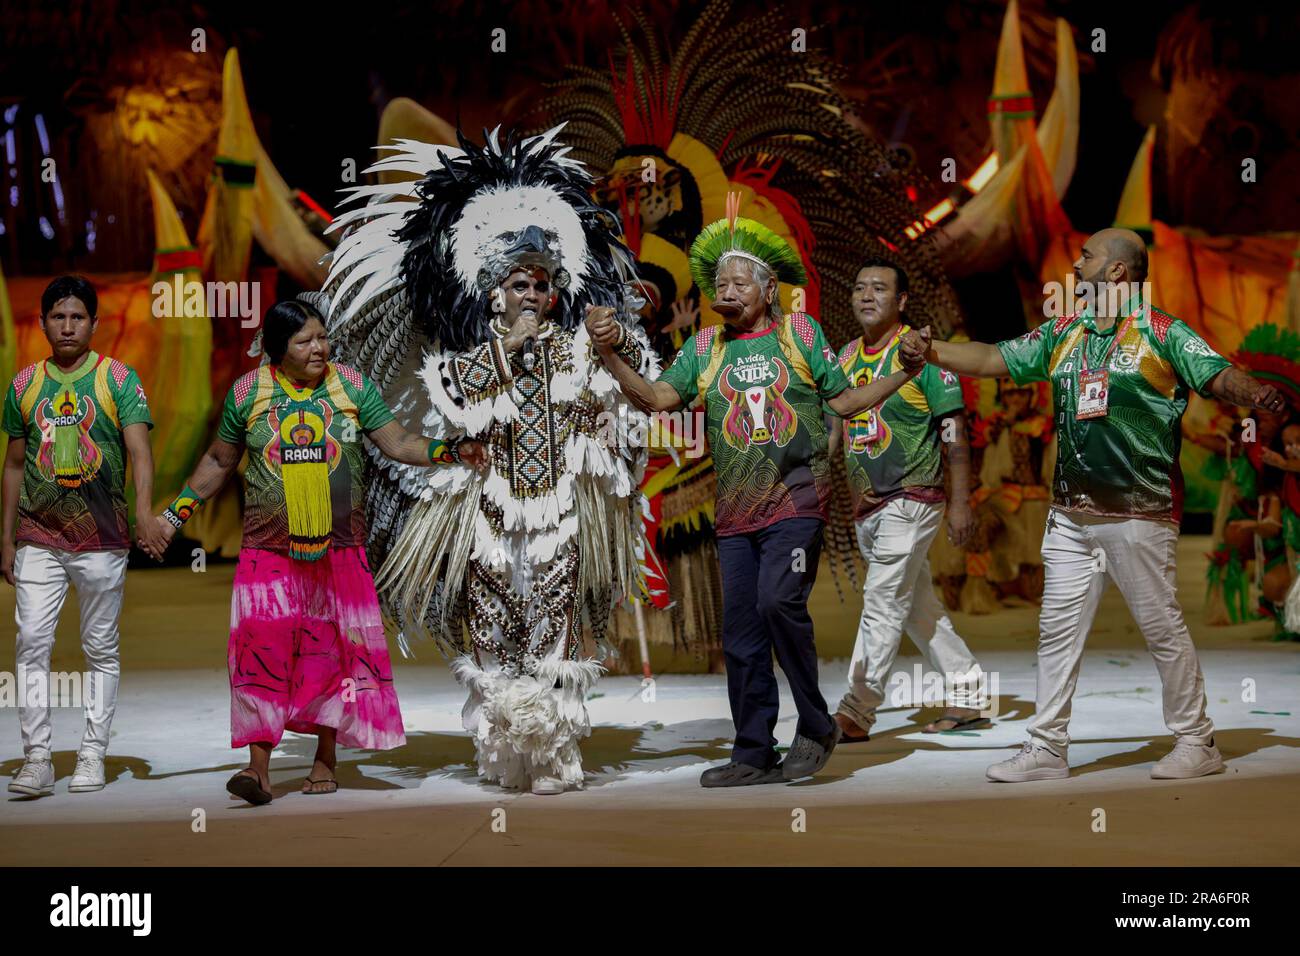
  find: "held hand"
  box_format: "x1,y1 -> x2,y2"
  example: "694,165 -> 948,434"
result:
584,304 -> 622,350
1261,448 -> 1287,469
138,515 -> 177,562
502,312 -> 541,354
899,327 -> 931,374
456,438 -> 489,472
1,540 -> 15,586
1253,384 -> 1286,413
135,511 -> 171,561
947,502 -> 974,548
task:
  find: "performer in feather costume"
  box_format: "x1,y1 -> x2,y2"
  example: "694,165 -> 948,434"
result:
319,127 -> 658,795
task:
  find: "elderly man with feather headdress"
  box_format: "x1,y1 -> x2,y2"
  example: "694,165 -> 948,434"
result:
318,127 -> 658,795
590,200 -> 927,787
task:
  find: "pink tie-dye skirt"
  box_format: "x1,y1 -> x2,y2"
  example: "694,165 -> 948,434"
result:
228,545 -> 406,751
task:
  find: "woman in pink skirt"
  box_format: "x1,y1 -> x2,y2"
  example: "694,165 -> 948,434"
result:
145,299 -> 485,805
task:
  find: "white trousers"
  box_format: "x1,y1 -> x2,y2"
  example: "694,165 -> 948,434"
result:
837,498 -> 985,731
13,545 -> 127,759
1029,508 -> 1214,753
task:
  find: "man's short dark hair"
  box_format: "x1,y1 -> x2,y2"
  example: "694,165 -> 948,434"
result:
856,257 -> 909,297
41,275 -> 98,319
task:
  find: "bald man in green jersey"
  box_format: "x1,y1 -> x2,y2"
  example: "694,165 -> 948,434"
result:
903,229 -> 1286,782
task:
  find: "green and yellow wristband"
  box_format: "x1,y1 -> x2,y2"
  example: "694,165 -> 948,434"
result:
162,486 -> 205,529
428,438 -> 462,465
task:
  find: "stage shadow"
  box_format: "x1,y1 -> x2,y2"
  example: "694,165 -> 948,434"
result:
1068,727 -> 1300,777
1,751 -> 157,798
787,695 -> 1041,787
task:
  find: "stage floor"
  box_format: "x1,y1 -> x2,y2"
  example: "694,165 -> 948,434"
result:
1,535 -> 1298,866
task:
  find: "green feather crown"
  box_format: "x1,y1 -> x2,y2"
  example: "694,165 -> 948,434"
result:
689,215 -> 807,299
1232,323 -> 1300,406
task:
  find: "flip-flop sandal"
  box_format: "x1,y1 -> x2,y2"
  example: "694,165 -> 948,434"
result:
302,776 -> 338,795
226,770 -> 272,805
924,714 -> 992,734
838,729 -> 871,744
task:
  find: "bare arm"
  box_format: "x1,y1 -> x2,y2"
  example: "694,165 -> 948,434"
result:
122,422 -> 154,522
826,369 -> 915,418
941,411 -> 974,546
825,412 -> 841,460
1208,367 -> 1287,412
1,436 -> 25,585
366,421 -> 488,469
177,437 -> 244,502
596,344 -> 683,414
928,339 -> 1010,379
139,437 -> 244,561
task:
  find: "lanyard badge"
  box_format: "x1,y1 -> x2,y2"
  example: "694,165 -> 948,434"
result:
848,326 -> 905,446
1075,314 -> 1135,421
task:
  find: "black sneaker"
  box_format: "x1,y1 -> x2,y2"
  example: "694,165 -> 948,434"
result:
782,723 -> 842,780
699,761 -> 786,788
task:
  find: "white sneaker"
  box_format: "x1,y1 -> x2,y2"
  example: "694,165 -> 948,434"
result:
530,775 -> 566,795
986,741 -> 1069,782
69,751 -> 106,792
8,757 -> 55,796
1151,739 -> 1225,779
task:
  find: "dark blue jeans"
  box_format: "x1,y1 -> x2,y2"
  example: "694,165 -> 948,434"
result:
716,516 -> 834,769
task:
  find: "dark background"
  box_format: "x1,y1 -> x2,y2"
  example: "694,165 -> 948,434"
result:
1,0 -> 1296,339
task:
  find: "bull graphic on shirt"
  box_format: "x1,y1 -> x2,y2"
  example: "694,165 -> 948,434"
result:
715,357 -> 798,449
34,389 -> 103,487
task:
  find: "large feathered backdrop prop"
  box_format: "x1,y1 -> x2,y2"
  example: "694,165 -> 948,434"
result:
317,126 -> 652,655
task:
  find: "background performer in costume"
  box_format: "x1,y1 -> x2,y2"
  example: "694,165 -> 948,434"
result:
905,228 -> 1288,783
143,300 -> 484,806
3,276 -> 164,797
320,128 -> 656,796
590,207 -> 926,787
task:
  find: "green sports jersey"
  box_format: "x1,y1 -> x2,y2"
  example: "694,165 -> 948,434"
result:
836,326 -> 965,519
2,351 -> 152,552
217,363 -> 395,552
658,312 -> 850,536
996,302 -> 1230,523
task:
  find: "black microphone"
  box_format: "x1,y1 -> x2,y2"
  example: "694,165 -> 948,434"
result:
522,337 -> 537,372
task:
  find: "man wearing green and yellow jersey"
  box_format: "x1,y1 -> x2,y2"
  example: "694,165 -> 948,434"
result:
905,229 -> 1287,783
827,260 -> 987,743
590,215 -> 926,787
2,277 -> 164,797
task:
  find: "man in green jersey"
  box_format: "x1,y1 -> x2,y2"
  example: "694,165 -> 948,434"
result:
3,277 -> 163,797
904,229 -> 1286,782
590,212 -> 925,787
828,259 -> 987,743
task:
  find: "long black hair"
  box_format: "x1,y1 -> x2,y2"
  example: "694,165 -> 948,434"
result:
262,299 -> 326,364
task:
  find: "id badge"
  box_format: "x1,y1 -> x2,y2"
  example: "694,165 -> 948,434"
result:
1076,368 -> 1109,420
849,408 -> 881,450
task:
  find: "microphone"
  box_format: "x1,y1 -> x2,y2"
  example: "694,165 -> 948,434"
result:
522,337 -> 537,372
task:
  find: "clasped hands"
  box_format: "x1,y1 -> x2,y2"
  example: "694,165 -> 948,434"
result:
898,326 -> 932,375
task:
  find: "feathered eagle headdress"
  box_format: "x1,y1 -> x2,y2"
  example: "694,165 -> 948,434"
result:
324,125 -> 634,353
688,193 -> 807,299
